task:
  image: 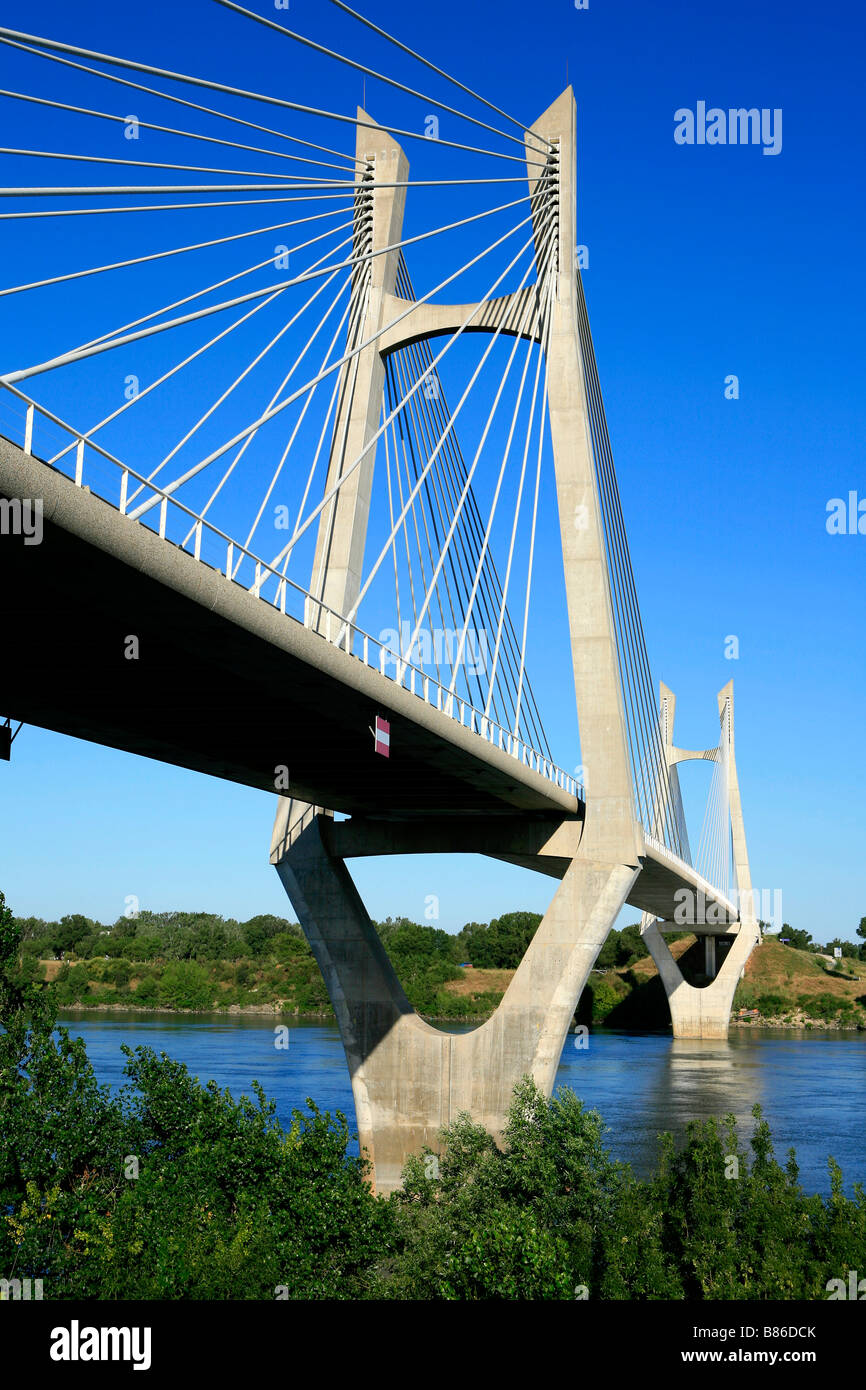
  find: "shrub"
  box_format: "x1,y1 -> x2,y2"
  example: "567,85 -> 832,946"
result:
158,962 -> 215,1012
133,976 -> 158,1004
54,964 -> 91,1004
0,995 -> 389,1299
3,942 -> 866,1306
588,977 -> 627,1021
756,992 -> 787,1017
796,993 -> 861,1024
104,960 -> 132,988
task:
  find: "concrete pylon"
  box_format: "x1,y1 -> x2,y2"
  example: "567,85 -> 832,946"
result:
276,110 -> 409,852
272,95 -> 644,1191
277,815 -> 637,1192
306,108 -> 409,631
641,681 -> 761,1038
529,90 -> 641,869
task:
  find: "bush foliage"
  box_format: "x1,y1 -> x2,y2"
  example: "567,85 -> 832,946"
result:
2,889 -> 865,1301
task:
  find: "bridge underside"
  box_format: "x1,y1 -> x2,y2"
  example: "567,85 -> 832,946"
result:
1,436 -> 736,927
0,437 -> 577,821
325,816 -> 738,925
494,849 -> 738,926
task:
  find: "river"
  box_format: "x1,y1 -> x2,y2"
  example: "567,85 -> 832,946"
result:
58,1012 -> 866,1197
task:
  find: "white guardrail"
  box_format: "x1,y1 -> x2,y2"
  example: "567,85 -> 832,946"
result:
642,833 -> 738,916
1,385 -> 582,802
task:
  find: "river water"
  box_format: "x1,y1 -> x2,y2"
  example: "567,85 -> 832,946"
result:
58,1012 -> 866,1197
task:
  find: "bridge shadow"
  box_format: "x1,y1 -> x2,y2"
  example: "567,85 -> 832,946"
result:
669,937 -> 733,990
577,973 -> 670,1031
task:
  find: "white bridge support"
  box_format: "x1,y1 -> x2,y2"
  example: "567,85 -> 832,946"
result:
641,681 -> 761,1039
276,814 -> 636,1193
306,108 -> 408,631
271,90 -> 647,1192
278,110 -> 409,850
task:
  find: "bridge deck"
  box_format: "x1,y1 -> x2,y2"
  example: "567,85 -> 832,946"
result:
0,436 -> 580,820
1,436 -> 739,926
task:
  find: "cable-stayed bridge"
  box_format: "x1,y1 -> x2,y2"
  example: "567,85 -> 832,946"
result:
0,3 -> 760,1190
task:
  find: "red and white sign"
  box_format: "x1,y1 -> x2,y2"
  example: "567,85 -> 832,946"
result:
374,715 -> 390,758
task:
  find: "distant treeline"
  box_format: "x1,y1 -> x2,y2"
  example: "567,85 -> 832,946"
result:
8,909 -> 577,1017
7,909 -> 652,1018
14,910 -> 305,964
11,907 -> 862,1019
13,908 -> 651,969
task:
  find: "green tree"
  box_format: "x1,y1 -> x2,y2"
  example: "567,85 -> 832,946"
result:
10,914 -> 52,945
375,920 -> 461,1014
380,1077 -> 677,1300
595,931 -> 620,969
17,955 -> 45,985
453,920 -> 488,964
825,938 -> 858,961
780,924 -> 813,952
74,934 -> 101,960
3,942 -> 866,1306
189,921 -> 228,960
0,889 -> 18,968
595,924 -> 650,971
52,914 -> 95,960
104,960 -> 132,989
455,911 -> 541,969
122,936 -> 160,962
271,933 -> 311,964
617,922 -> 648,965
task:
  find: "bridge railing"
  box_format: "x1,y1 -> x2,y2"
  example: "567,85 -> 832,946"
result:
0,385 -> 581,803
642,832 -> 738,920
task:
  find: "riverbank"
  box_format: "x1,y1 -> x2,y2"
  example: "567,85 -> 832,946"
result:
54,1003 -> 866,1031
730,1013 -> 865,1031
33,934 -> 866,1030
56,1001 -> 333,1017
581,934 -> 866,1031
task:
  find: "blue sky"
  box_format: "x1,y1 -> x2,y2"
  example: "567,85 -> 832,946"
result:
0,0 -> 863,942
